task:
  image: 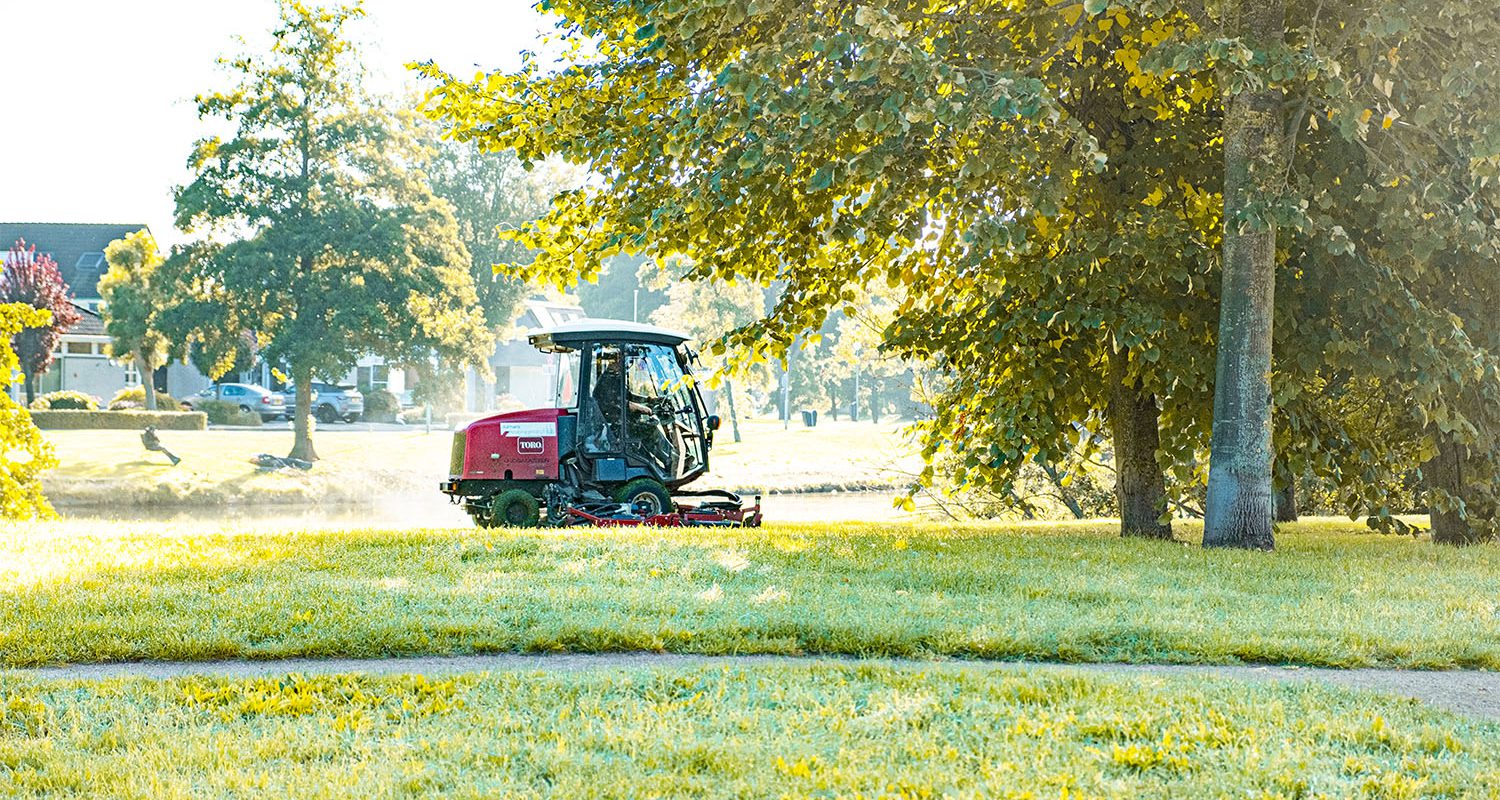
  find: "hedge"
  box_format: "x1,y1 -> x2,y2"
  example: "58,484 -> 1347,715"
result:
29,410 -> 208,431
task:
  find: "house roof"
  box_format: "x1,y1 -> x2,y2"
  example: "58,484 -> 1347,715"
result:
66,302 -> 106,336
0,222 -> 149,300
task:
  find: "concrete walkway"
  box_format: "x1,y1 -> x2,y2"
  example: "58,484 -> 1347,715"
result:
8,653 -> 1500,722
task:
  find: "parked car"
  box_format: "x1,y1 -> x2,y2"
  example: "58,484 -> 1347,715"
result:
277,382 -> 364,424
180,383 -> 285,422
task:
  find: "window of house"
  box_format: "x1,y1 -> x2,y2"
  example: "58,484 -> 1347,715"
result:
357,364 -> 389,393
75,252 -> 105,271
65,341 -> 93,355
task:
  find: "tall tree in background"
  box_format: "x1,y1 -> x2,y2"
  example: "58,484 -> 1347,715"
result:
172,1 -> 488,461
100,231 -> 171,410
578,254 -> 667,323
422,135 -> 577,332
0,240 -> 80,404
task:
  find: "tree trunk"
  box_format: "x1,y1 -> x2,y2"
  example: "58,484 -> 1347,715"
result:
1425,438 -> 1490,545
1108,350 -> 1172,539
1274,480 -> 1298,523
724,379 -> 742,444
1202,0 -> 1286,551
138,350 -> 158,411
23,372 -> 36,406
869,380 -> 881,424
289,364 -> 319,462
851,366 -> 861,421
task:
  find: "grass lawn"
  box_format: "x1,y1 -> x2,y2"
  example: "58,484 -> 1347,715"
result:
2,665 -> 1498,797
3,518 -> 1498,669
38,417 -> 914,507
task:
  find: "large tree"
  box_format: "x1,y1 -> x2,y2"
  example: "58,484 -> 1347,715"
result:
419,2 -> 1222,540
100,231 -> 171,410
0,240 -> 80,405
172,0 -> 488,460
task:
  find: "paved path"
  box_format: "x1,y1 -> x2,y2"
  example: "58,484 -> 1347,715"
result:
8,653 -> 1500,721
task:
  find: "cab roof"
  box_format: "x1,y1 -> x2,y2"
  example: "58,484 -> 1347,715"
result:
528,318 -> 690,352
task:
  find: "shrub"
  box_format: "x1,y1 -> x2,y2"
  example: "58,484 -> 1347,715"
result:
28,410 -> 206,430
29,390 -> 100,411
362,390 -> 400,423
107,385 -> 180,411
198,400 -> 262,427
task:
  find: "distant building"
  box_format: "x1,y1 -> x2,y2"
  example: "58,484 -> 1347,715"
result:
0,222 -> 183,403
0,221 -> 145,313
466,297 -> 585,412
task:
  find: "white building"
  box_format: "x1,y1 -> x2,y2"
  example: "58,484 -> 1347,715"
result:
465,297 -> 585,412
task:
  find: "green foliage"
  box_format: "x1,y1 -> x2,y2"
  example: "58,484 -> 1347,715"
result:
197,400 -> 262,427
29,391 -> 99,411
361,389 -> 400,422
170,0 -> 489,459
99,231 -> 171,410
107,385 -> 180,412
0,302 -> 58,519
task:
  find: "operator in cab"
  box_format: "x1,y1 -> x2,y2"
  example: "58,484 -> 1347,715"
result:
591,345 -> 675,473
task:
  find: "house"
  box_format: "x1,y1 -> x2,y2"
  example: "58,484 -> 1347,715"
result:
465,297 -> 585,411
0,222 -> 182,403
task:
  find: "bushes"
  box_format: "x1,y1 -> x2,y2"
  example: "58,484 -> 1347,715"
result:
29,410 -> 207,431
197,400 -> 262,427
362,389 -> 400,423
107,385 -> 180,411
30,390 -> 100,410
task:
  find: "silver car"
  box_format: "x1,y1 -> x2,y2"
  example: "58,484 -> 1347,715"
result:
181,383 -> 286,422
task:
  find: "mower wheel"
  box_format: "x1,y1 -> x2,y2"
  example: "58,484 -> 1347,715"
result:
613,478 -> 673,517
489,488 -> 540,528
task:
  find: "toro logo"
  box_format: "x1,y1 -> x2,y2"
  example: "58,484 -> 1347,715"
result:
517,438 -> 545,454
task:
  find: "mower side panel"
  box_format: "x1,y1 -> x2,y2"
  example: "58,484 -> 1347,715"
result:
461,408 -> 566,481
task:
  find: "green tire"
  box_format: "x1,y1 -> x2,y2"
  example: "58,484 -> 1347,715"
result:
488,488 -> 541,528
613,478 -> 673,517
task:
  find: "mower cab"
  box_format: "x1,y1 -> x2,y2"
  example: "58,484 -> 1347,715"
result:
439,319 -> 761,528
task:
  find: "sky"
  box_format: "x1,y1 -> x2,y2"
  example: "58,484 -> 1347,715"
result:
0,1 -> 554,248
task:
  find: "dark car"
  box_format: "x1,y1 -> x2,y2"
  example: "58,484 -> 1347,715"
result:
181,383 -> 285,423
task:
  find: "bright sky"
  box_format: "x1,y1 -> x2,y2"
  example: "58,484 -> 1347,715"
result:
0,1 -> 554,248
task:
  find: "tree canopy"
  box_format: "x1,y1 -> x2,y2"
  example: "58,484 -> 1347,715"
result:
100,231 -> 171,410
171,0 -> 489,460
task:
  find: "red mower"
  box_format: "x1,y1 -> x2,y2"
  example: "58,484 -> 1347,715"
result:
439,320 -> 762,528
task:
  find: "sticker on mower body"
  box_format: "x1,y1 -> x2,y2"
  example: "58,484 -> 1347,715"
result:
500,422 -> 557,438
